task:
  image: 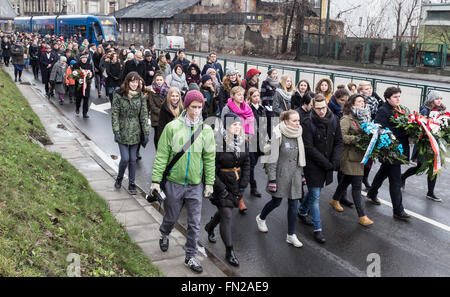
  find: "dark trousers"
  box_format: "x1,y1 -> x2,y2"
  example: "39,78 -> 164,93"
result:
153,126 -> 158,150
402,162 -> 437,195
3,56 -> 9,66
14,68 -> 22,79
332,175 -> 365,217
367,163 -> 404,215
249,152 -> 259,189
209,207 -> 233,247
75,86 -> 90,115
31,61 -> 39,78
260,197 -> 298,235
117,143 -> 139,185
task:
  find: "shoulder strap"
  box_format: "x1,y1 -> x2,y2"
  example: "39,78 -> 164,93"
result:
162,124 -> 204,178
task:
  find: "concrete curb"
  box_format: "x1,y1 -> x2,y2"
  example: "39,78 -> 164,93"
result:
5,67 -> 228,277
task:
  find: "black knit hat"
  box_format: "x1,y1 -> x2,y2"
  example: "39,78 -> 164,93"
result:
223,112 -> 241,129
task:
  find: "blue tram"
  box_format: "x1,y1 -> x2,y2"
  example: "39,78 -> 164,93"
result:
13,15 -> 117,45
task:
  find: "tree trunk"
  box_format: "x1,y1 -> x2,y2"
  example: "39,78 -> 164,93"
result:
294,0 -> 308,60
281,1 -> 297,53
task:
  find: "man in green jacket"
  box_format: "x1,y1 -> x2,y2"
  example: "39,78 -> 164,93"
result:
150,90 -> 216,274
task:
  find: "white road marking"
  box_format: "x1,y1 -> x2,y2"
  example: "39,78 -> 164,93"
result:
362,191 -> 450,232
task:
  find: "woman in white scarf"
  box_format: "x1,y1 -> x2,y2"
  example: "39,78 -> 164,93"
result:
256,110 -> 306,248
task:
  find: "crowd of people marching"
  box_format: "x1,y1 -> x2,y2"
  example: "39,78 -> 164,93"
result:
1,31 -> 447,274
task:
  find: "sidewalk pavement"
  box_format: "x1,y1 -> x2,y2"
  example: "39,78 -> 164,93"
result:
5,67 -> 226,277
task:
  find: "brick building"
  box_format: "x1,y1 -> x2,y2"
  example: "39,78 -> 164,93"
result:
114,0 -> 344,56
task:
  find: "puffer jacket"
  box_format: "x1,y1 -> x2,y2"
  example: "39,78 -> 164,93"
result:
111,92 -> 150,145
151,111 -> 216,186
340,114 -> 364,176
212,140 -> 250,208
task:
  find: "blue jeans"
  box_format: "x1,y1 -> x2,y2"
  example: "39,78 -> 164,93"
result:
117,143 -> 139,184
260,197 -> 299,235
299,187 -> 322,231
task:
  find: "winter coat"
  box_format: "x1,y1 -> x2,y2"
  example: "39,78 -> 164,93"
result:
170,57 -> 190,74
260,79 -> 279,111
156,100 -> 180,146
328,96 -> 343,119
250,103 -> 266,156
151,111 -> 216,186
11,44 -> 25,66
273,88 -> 293,117
218,81 -> 240,113
93,52 -> 103,75
340,114 -> 364,176
50,61 -> 67,84
39,51 -> 57,83
302,110 -> 343,188
201,86 -> 218,119
267,127 -> 305,199
212,141 -> 250,208
121,59 -> 139,82
65,66 -> 75,86
166,70 -> 188,92
186,64 -> 202,86
148,88 -> 165,127
29,44 -> 40,62
201,61 -> 224,81
142,58 -> 160,86
291,91 -> 313,111
111,92 -> 150,146
296,106 -> 311,126
105,61 -> 121,88
1,41 -> 11,57
374,102 -> 410,166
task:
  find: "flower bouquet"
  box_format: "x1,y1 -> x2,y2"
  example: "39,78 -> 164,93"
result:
353,121 -> 408,165
392,107 -> 450,178
71,69 -> 92,96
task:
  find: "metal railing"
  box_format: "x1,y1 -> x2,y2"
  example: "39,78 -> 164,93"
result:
161,49 -> 450,111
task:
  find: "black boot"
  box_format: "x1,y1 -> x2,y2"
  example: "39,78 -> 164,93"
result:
251,186 -> 262,198
114,177 -> 123,189
225,246 -> 239,267
205,215 -> 219,243
128,183 -> 137,195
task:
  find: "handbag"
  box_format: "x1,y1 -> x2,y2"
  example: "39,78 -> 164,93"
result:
160,124 -> 204,192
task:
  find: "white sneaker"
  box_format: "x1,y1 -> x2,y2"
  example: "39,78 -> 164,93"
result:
286,234 -> 303,248
256,214 -> 268,232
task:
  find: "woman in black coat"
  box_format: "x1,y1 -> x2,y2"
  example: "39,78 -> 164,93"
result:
205,112 -> 250,267
2,37 -> 11,67
155,87 -> 183,146
246,87 -> 266,197
105,53 -> 122,102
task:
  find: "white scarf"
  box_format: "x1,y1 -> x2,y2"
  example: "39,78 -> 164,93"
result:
274,122 -> 306,167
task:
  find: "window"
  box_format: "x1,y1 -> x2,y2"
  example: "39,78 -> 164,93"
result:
314,0 -> 320,9
190,24 -> 194,33
109,1 -> 116,14
178,24 -> 182,34
167,24 -> 171,33
160,23 -> 164,33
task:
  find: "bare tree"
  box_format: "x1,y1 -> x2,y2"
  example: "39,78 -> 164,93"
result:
293,0 -> 312,60
281,0 -> 298,54
393,0 -> 420,43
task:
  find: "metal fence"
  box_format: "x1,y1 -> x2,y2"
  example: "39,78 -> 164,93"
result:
298,36 -> 449,69
162,50 -> 450,112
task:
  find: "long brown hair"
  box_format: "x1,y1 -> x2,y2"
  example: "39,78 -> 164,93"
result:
315,78 -> 333,97
222,75 -> 241,92
119,71 -> 144,98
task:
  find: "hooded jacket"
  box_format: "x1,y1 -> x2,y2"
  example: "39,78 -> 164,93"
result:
166,69 -> 189,92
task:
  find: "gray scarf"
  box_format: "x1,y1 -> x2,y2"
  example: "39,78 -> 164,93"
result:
351,106 -> 371,123
266,76 -> 280,88
222,128 -> 245,155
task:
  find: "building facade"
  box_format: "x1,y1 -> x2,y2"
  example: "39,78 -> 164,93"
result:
10,0 -> 138,16
115,0 -> 344,56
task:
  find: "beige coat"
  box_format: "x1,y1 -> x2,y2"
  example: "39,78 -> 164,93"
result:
340,114 -> 364,176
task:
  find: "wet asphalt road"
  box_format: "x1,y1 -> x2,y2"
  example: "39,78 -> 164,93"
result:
21,68 -> 450,277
